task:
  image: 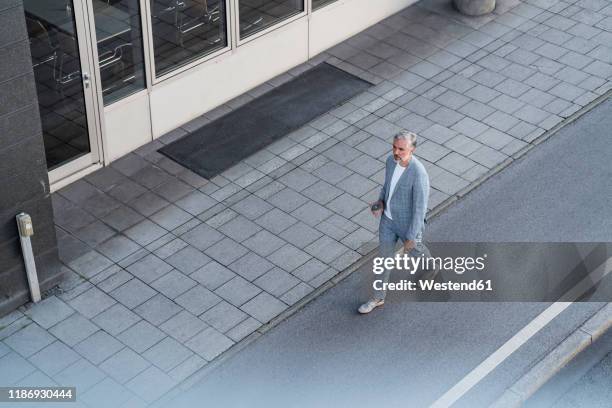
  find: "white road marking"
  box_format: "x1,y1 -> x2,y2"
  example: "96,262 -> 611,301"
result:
429,257 -> 612,408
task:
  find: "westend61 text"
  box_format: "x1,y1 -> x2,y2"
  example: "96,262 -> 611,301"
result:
372,254 -> 487,275
373,279 -> 493,292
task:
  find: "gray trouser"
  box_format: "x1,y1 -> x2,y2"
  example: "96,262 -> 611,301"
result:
373,215 -> 430,300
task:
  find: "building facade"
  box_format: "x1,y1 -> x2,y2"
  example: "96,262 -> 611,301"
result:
1,0 -> 416,315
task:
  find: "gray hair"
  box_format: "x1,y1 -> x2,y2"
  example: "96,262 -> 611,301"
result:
393,130 -> 418,148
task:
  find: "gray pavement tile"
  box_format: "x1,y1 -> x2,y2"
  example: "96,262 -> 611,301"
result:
134,294 -> 182,326
128,191 -> 170,217
175,285 -> 221,315
4,323 -> 55,358
152,179 -> 194,202
436,152 -> 478,175
338,172 -> 379,197
279,221 -> 324,249
126,366 -> 177,403
465,83 -> 502,103
165,245 -> 211,274
228,252 -> 274,281
535,42 -> 569,60
326,192 -> 367,219
200,301 -> 248,333
532,56 -> 565,76
215,276 -> 261,307
243,229 -> 286,257
118,320 -> 165,353
254,268 -> 301,298
396,112 -> 435,133
125,219 -> 168,246
174,191 -> 217,216
240,292 -> 288,324
507,120 -> 539,140
55,358 -> 105,392
503,63 -> 537,82
267,188 -> 308,212
180,223 -> 224,251
131,165 -> 173,190
469,69 -> 506,88
584,60 -> 612,79
74,220 -> 116,247
74,330 -> 124,365
420,123 -> 458,144
482,110 -> 520,132
127,253 -> 173,284
355,137 -> 391,159
186,327 -> 234,361
321,142 -> 362,165
86,166 -> 126,191
24,296 -> 74,329
192,261 -> 236,290
513,104 -> 552,125
92,303 -> 141,336
554,66 -> 591,86
49,313 -> 98,347
475,128 -> 516,150
549,81 -> 589,102
80,191 -> 122,218
218,215 -> 262,241
151,269 -> 197,299
202,207 -> 237,228
489,94 -> 525,114
458,99 -> 496,121
431,169 -> 470,195
254,208 -> 298,234
291,200 -> 333,227
330,248 -> 362,271
111,153 -> 149,176
143,337 -> 193,372
426,106 -> 464,127
435,89 -> 471,110
96,235 -> 141,263
305,236 -> 350,264
230,193 -> 274,219
107,179 -> 149,206
278,167 -> 319,191
99,348 -> 150,383
211,183 -> 242,202
150,204 -> 193,231
101,205 -> 144,232
0,352 -> 35,385
301,180 -> 344,205
300,154 -> 330,173
111,279 -> 157,309
68,251 -> 113,278
18,370 -> 57,387
82,377 -> 134,407
204,237 -> 249,265
173,218 -> 202,236
345,153 -> 385,177
469,145 -> 508,168
59,180 -> 100,204
311,161 -> 353,185
168,355 -> 207,383
160,310 -> 209,343
152,236 -> 188,259
267,243 -> 312,273
68,286 -> 116,319
416,141 -> 452,162
96,267 -> 132,293
280,282 -> 315,306
226,317 -> 261,342
461,163 -> 490,182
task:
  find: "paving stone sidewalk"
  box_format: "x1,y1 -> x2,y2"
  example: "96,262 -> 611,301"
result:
1,0 -> 611,406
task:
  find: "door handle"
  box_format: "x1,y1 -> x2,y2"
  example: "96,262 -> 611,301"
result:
83,72 -> 90,88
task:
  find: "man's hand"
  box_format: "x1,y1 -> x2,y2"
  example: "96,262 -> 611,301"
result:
404,240 -> 415,252
371,200 -> 383,217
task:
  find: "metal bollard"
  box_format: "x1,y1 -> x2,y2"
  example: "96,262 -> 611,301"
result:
16,213 -> 41,303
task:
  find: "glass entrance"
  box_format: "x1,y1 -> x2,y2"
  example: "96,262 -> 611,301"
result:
24,0 -> 100,175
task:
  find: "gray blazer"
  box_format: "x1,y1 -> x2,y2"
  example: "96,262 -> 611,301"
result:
378,155 -> 430,240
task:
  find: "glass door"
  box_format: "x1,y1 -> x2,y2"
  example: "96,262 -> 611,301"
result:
24,0 -> 103,182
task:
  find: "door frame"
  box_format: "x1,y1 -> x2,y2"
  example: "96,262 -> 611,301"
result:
47,0 -> 106,186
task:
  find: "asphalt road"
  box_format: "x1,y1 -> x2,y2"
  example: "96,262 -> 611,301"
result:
170,98 -> 612,408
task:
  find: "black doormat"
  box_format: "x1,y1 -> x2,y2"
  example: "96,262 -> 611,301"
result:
158,63 -> 373,179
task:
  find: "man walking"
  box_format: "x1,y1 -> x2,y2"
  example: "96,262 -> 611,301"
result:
358,130 -> 430,314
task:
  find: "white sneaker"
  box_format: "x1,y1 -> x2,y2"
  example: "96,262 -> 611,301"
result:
358,298 -> 384,314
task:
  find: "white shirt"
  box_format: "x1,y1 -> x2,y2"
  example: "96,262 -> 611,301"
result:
384,162 -> 407,220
